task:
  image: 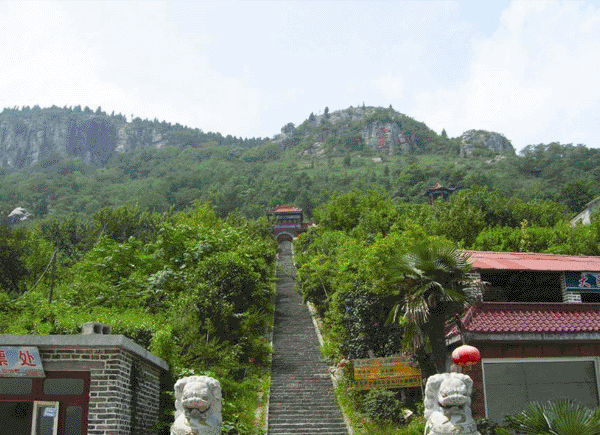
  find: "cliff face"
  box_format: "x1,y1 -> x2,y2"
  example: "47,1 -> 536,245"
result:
286,106 -> 423,156
0,105 -> 517,169
0,108 -> 183,169
459,130 -> 515,157
359,120 -> 412,154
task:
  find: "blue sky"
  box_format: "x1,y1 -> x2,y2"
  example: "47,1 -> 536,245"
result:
1,1 -> 599,152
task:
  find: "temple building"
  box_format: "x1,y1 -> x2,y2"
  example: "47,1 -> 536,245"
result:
267,206 -> 313,242
424,183 -> 455,205
448,251 -> 600,421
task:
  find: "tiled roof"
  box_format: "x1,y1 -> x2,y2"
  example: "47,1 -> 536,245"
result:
267,206 -> 302,213
424,183 -> 454,195
461,250 -> 600,272
448,302 -> 600,337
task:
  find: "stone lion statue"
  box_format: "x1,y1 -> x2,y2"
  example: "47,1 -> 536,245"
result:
424,373 -> 480,435
171,376 -> 222,435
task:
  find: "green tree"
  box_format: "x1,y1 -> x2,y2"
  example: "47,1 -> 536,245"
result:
387,242 -> 482,374
557,180 -> 593,213
0,226 -> 28,293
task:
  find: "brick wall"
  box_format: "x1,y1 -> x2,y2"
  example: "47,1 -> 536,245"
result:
466,271 -> 483,299
561,272 -> 582,302
39,347 -> 162,435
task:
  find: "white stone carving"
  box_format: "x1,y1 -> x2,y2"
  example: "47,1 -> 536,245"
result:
424,373 -> 480,435
171,376 -> 222,435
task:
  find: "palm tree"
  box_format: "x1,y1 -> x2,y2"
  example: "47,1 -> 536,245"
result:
387,242 -> 483,374
505,399 -> 600,435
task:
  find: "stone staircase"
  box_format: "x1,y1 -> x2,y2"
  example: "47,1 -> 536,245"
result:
267,242 -> 348,435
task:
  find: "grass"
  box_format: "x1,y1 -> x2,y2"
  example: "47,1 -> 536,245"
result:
332,378 -> 426,435
256,374 -> 271,432
312,308 -> 426,435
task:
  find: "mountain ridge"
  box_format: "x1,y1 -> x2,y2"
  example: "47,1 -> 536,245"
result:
0,104 -> 514,170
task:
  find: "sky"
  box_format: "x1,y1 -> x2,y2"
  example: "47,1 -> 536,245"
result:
1,0 -> 600,152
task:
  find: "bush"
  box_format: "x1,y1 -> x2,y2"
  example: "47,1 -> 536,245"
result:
363,388 -> 404,423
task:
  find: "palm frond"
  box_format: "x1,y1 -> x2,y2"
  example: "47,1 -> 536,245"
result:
401,320 -> 425,353
505,401 -> 550,434
506,400 -> 600,435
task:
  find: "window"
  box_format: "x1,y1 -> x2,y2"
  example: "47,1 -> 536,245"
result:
0,402 -> 33,435
0,378 -> 32,395
483,358 -> 599,422
481,271 -> 562,302
581,292 -> 600,302
43,378 -> 84,396
64,406 -> 82,435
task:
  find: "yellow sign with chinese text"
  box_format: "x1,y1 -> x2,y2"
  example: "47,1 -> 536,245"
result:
353,356 -> 420,390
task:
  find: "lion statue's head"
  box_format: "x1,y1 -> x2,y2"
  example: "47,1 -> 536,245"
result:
424,373 -> 479,435
171,376 -> 222,435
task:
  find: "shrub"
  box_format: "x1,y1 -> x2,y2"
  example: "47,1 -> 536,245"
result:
363,388 -> 404,423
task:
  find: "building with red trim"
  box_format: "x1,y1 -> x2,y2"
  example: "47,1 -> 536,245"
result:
448,250 -> 600,422
0,323 -> 168,435
267,206 -> 313,242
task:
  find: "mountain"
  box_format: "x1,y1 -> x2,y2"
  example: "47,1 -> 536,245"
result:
274,105 -> 515,158
0,105 -> 515,171
0,105 -> 264,170
7,104 -> 595,223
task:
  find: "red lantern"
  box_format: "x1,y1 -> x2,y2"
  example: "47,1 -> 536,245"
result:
451,344 -> 481,367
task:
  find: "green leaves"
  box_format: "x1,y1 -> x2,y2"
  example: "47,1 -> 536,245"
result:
505,400 -> 600,435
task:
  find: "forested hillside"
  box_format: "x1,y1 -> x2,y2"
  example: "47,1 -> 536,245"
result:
2,104 -> 600,434
0,104 -> 599,222
0,203 -> 277,433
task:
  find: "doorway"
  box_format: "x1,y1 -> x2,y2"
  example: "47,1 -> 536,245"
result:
0,401 -> 33,435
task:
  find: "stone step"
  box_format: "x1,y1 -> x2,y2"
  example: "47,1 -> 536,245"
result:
267,246 -> 348,435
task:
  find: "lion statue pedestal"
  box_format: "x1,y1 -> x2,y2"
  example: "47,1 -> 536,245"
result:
171,376 -> 222,435
424,373 -> 480,435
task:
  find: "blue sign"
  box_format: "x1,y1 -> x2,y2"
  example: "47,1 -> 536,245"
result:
565,272 -> 600,292
0,346 -> 45,377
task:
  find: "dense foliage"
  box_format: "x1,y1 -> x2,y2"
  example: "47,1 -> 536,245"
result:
0,203 -> 277,434
2,106 -> 600,224
293,188 -> 600,430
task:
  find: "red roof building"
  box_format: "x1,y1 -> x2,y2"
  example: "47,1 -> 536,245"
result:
267,206 -> 313,242
424,183 -> 455,205
449,250 -> 600,421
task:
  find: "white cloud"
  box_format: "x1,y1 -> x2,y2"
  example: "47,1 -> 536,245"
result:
370,72 -> 405,100
412,1 -> 600,151
0,1 -> 275,137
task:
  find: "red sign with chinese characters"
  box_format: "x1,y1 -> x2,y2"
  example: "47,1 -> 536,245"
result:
0,346 -> 45,377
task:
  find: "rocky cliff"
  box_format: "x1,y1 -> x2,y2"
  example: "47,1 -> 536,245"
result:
459,129 -> 515,157
0,106 -> 245,170
0,105 -> 516,170
0,109 -> 171,169
280,106 -> 512,158
280,106 -> 424,157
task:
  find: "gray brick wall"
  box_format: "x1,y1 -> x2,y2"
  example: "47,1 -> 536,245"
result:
561,272 -> 582,303
466,271 -> 483,299
39,347 -> 162,435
